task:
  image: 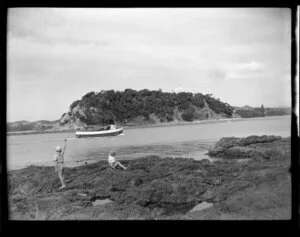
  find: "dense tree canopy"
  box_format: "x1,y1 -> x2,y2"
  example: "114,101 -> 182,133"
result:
67,89 -> 235,125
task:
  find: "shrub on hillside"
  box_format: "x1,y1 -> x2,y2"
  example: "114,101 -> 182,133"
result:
181,107 -> 195,121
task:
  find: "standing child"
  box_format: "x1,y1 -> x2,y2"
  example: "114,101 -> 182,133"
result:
108,151 -> 127,170
53,138 -> 67,189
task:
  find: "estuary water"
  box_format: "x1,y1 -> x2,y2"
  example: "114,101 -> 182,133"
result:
7,116 -> 291,170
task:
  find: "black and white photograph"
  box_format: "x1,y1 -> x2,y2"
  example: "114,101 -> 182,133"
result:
6,7 -> 294,220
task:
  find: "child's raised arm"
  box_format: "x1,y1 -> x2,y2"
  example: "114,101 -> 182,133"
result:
62,139 -> 67,155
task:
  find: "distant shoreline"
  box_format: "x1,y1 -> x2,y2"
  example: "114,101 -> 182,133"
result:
123,115 -> 290,130
7,129 -> 74,136
7,115 -> 291,136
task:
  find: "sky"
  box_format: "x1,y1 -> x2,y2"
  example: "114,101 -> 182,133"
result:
7,8 -> 291,122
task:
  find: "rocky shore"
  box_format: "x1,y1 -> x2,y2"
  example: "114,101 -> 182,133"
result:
8,135 -> 291,220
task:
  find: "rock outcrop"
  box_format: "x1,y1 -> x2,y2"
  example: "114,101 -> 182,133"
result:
8,135 -> 291,220
207,135 -> 290,160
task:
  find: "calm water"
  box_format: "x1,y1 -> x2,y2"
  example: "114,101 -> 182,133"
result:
7,116 -> 291,170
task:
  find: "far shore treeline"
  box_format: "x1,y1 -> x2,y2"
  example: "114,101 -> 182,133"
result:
8,89 -> 291,132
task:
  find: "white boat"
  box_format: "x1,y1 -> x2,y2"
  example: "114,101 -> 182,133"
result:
75,124 -> 123,138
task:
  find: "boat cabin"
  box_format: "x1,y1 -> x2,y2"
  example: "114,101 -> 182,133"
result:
82,124 -> 117,131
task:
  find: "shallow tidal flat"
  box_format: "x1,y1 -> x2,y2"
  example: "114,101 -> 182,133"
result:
8,135 -> 291,220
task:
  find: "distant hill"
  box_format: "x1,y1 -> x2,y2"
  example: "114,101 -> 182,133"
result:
264,107 -> 291,116
240,105 -> 254,110
60,89 -> 236,129
35,119 -> 60,124
234,105 -> 291,118
7,119 -> 60,132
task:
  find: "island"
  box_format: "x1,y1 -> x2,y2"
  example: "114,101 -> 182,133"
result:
7,89 -> 291,135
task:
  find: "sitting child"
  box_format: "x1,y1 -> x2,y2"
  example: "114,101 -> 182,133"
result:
108,151 -> 127,170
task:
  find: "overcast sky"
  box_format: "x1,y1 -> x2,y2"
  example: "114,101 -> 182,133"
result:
7,8 -> 291,122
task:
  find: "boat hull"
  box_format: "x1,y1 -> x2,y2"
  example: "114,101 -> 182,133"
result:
75,127 -> 123,138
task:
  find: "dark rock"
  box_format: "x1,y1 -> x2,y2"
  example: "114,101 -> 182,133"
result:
150,207 -> 166,218
130,178 -> 143,186
203,177 -> 223,186
207,135 -> 288,160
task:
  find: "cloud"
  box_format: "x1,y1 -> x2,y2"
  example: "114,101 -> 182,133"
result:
220,61 -> 265,81
8,8 -> 65,38
227,61 -> 264,71
207,67 -> 227,81
7,8 -> 291,121
173,87 -> 184,93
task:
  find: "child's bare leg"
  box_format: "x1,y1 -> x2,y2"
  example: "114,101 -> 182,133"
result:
116,162 -> 127,170
58,172 -> 66,187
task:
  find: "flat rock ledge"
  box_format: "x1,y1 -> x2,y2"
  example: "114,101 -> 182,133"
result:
207,135 -> 290,160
